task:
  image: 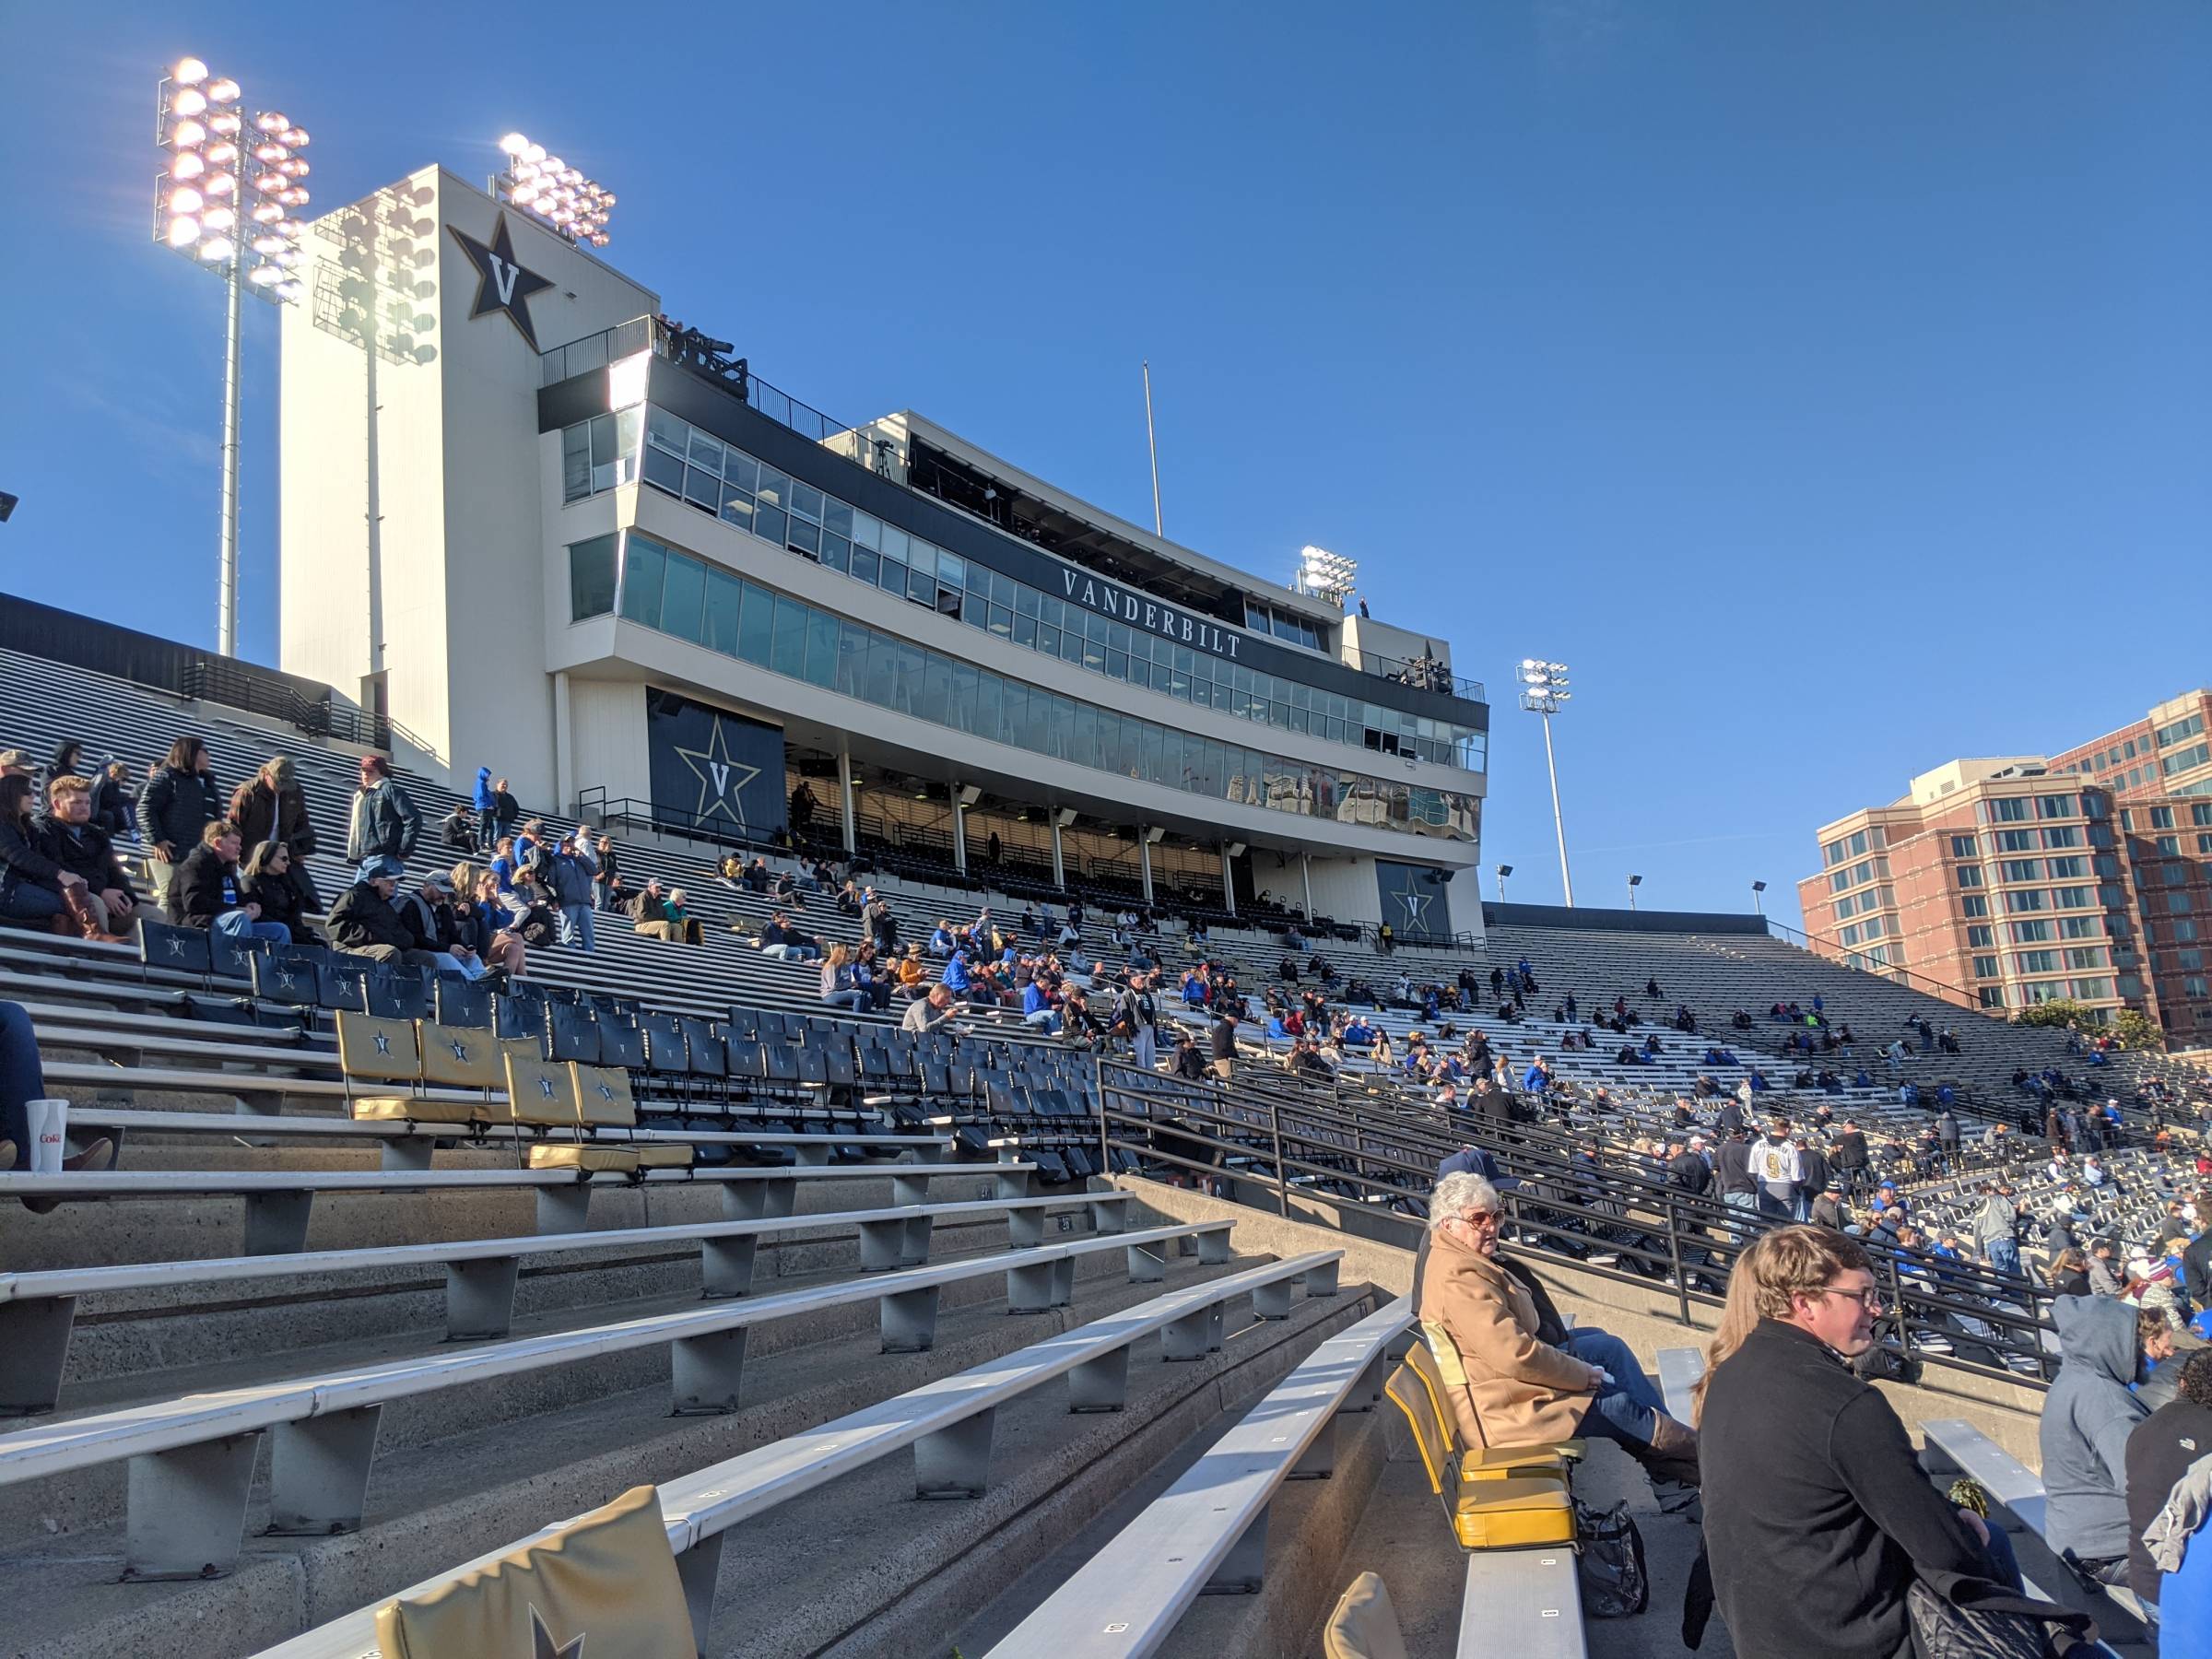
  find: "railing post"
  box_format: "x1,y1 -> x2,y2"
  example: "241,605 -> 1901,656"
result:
1269,1100 -> 1290,1218
1887,1252 -> 1915,1372
1096,1054 -> 1111,1181
1665,1198 -> 1691,1327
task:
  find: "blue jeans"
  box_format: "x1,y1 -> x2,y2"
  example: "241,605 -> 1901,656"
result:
1564,1329 -> 1667,1443
0,883 -> 65,924
559,904 -> 595,951
0,1001 -> 42,1170
1024,1009 -> 1060,1034
214,910 -> 290,944
1722,1191 -> 1759,1240
1984,1237 -> 2021,1278
822,991 -> 868,1013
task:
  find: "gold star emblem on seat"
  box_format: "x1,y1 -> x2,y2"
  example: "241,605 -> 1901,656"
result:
530,1605 -> 585,1659
674,717 -> 761,830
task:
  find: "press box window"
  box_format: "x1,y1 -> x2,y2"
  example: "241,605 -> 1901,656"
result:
569,535 -> 619,620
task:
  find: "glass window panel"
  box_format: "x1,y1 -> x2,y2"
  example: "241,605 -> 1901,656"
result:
1012,611 -> 1037,648
804,609 -> 839,686
789,480 -> 824,523
1111,621 -> 1133,654
835,620 -> 867,697
722,450 -> 757,492
863,630 -> 898,707
645,406 -> 687,454
753,506 -> 787,547
935,583 -> 963,619
735,581 -> 774,665
1038,625 -> 1060,657
907,565 -> 935,605
1106,649 -> 1128,680
851,547 -> 878,585
966,559 -> 992,594
787,519 -> 821,558
718,484 -> 756,533
682,464 -> 720,511
895,642 -> 924,715
658,551 -> 706,643
935,551 -> 963,589
754,466 -> 787,510
878,556 -> 905,595
703,568 -> 742,654
562,423 -> 592,501
819,532 -> 850,573
851,511 -> 879,550
618,536 -> 666,626
989,605 -> 1014,638
641,443 -> 686,496
920,656 -> 950,725
947,662 -> 977,735
998,680 -> 1026,750
823,498 -> 853,537
770,595 -> 807,678
907,542 -> 937,581
1040,595 -> 1064,628
686,429 -> 724,474
879,524 -> 909,563
568,535 -> 618,619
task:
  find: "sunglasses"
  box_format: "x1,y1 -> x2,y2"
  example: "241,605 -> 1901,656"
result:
1457,1209 -> 1501,1229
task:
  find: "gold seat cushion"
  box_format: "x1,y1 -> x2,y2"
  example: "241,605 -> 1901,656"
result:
632,1144 -> 694,1170
1452,1476 -> 1573,1549
348,1096 -> 484,1125
527,1145 -> 639,1173
1459,1440 -> 1583,1480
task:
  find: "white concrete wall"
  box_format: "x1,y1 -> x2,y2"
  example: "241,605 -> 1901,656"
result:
568,677 -> 651,814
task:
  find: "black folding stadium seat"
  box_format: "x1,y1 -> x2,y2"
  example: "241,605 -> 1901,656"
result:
367,966 -> 433,1021
207,930 -> 266,982
595,1018 -> 645,1070
544,1002 -> 603,1065
680,1017 -> 725,1080
724,1006 -> 759,1039
251,950 -> 318,1010
139,920 -> 213,977
436,975 -> 493,1029
496,991 -> 547,1041
641,1013 -> 688,1077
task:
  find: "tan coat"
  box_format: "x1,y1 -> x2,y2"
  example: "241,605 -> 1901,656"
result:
1419,1228 -> 1594,1449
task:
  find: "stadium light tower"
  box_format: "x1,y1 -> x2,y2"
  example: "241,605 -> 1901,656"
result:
492,133 -> 616,247
1518,658 -> 1575,908
154,57 -> 312,657
1751,878 -> 1768,916
1494,863 -> 1512,901
1627,873 -> 1642,911
1295,545 -> 1358,607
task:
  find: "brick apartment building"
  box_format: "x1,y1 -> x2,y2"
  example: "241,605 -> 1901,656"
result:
1798,689 -> 2212,1048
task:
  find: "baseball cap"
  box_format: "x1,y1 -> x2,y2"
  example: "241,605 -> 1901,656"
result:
357,855 -> 404,882
423,872 -> 456,894
0,749 -> 29,769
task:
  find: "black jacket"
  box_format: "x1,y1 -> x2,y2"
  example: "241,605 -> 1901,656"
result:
0,813 -> 65,893
89,774 -> 133,834
327,880 -> 429,953
2125,1398 -> 2212,1603
33,815 -> 135,898
1701,1319 -> 1985,1659
229,780 -> 317,858
1666,1150 -> 1712,1196
1834,1130 -> 1871,1171
138,765 -> 221,853
240,868 -> 307,936
2182,1230 -> 2212,1307
1714,1138 -> 1756,1196
1208,1018 -> 1237,1062
168,843 -> 242,928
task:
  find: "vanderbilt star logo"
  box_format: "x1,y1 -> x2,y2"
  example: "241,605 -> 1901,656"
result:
1398,890 -> 1432,931
675,719 -> 761,830
450,214 -> 554,349
529,1606 -> 585,1659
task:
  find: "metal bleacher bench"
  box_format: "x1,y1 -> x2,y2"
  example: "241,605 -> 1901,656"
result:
0,1159 -> 1036,1254
983,1293 -> 1405,1658
1656,1346 -> 1704,1425
0,1190 -> 1138,1413
250,1250 -> 1347,1658
0,1219 -> 1237,1580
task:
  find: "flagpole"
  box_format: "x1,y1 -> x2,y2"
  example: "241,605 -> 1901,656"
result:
1142,359 -> 1163,537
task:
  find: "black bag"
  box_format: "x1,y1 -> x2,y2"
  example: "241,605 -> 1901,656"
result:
1905,1570 -> 2100,1659
1574,1500 -> 1648,1618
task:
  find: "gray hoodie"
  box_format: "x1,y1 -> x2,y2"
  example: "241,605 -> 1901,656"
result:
2040,1294 -> 2148,1561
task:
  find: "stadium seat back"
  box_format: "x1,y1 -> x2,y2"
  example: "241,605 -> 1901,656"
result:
1322,1572 -> 1409,1659
571,1064 -> 636,1129
683,1021 -> 727,1077
206,930 -> 265,981
495,992 -> 547,1040
367,966 -> 433,1021
316,959 -> 371,1013
137,919 -> 212,974
545,1002 -> 602,1065
371,1484 -> 692,1659
1382,1362 -> 1452,1499
502,1044 -> 577,1128
252,951 -> 317,1007
640,1014 -> 686,1075
336,1011 -> 422,1086
595,1019 -> 645,1070
435,975 -> 493,1029
418,1021 -> 500,1090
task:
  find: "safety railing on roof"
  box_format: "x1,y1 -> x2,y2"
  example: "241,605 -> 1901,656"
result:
180,657 -> 390,749
540,316 -> 865,451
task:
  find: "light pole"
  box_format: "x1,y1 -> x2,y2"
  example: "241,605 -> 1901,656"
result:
1494,863 -> 1512,902
1518,658 -> 1575,907
1627,874 -> 1641,912
154,58 -> 312,657
1751,879 -> 1768,917
492,133 -> 617,246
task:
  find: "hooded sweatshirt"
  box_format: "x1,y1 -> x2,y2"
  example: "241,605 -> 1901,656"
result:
2040,1293 -> 2148,1561
472,767 -> 495,813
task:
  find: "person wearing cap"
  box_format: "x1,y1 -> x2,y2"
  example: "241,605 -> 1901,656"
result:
327,855 -> 448,970
394,870 -> 491,980
545,831 -> 596,951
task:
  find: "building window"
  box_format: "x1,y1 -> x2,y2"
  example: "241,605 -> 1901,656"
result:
2046,856 -> 2087,878
2016,950 -> 2057,974
1972,955 -> 1999,979
2008,919 -> 2053,943
568,534 -> 619,620
1998,859 -> 2041,884
1994,830 -> 2036,853
1949,834 -> 1978,858
2052,887 -> 2091,909
2003,888 -> 2046,913
1967,924 -> 1994,947
559,409 -> 642,503
1955,865 -> 1982,887
1989,798 -> 2030,822
1960,894 -> 1988,917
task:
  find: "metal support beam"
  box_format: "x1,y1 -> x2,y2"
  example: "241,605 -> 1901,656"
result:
1221,844 -> 1237,916
720,1177 -> 794,1220
443,1255 -> 519,1340
242,1190 -> 314,1256
994,1167 -> 1030,1202
1196,1227 -> 1232,1265
1303,1258 -> 1340,1297
671,1327 -> 748,1415
1068,1346 -> 1132,1412
880,1284 -> 940,1353
1289,1416 -> 1337,1480
913,1406 -> 995,1499
891,1172 -> 931,1208
1162,1304 -> 1215,1360
837,747 -> 857,856
1300,853 -> 1314,921
951,783 -> 969,877
699,1234 -> 759,1299
1007,1206 -> 1047,1249
534,1183 -> 592,1235
1085,1196 -> 1126,1235
374,1136 -> 433,1173
124,1432 -> 259,1580
0,1295 -> 76,1416
899,1214 -> 934,1267
1050,818 -> 1065,890
1139,829 -> 1154,905
1205,1508 -> 1269,1594
857,1216 -> 908,1272
1253,1277 -> 1293,1321
1006,1257 -> 1058,1313
1127,1241 -> 1168,1284
267,1404 -> 382,1535
677,1531 -> 728,1656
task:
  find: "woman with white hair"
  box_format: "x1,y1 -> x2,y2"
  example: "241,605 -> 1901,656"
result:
1420,1169 -> 1698,1485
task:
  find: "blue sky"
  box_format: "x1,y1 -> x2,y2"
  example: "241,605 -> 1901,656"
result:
2,2 -> 2206,929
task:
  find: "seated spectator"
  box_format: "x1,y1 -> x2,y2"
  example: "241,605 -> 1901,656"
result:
1418,1170 -> 1696,1488
757,911 -> 818,961
902,982 -> 960,1033
393,870 -> 494,981
327,856 -> 450,968
819,943 -> 870,1012
2128,1348 -> 2212,1608
170,820 -> 288,942
1699,1227 -> 2014,1657
455,865 -> 529,979
238,841 -> 314,943
0,997 -> 115,1208
440,802 -> 477,852
488,835 -> 521,901
2042,1293 -> 2150,1585
0,772 -> 98,935
37,774 -> 160,939
502,868 -> 562,948
89,760 -> 134,837
1021,977 -> 1060,1034
629,879 -> 703,945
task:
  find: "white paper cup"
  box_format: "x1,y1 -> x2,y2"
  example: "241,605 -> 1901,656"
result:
26,1099 -> 69,1174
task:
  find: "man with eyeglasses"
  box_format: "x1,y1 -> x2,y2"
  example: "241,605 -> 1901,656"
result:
1419,1171 -> 1698,1489
1700,1226 -> 2015,1659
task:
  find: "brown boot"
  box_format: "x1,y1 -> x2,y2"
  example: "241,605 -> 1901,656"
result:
22,1135 -> 111,1216
1635,1412 -> 1701,1488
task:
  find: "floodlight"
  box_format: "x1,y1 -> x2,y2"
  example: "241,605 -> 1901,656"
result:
171,87 -> 208,117
166,216 -> 200,247
198,234 -> 235,264
173,56 -> 209,84
171,118 -> 206,147
489,129 -> 618,247
203,206 -> 236,230
171,150 -> 205,180
206,77 -> 241,104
